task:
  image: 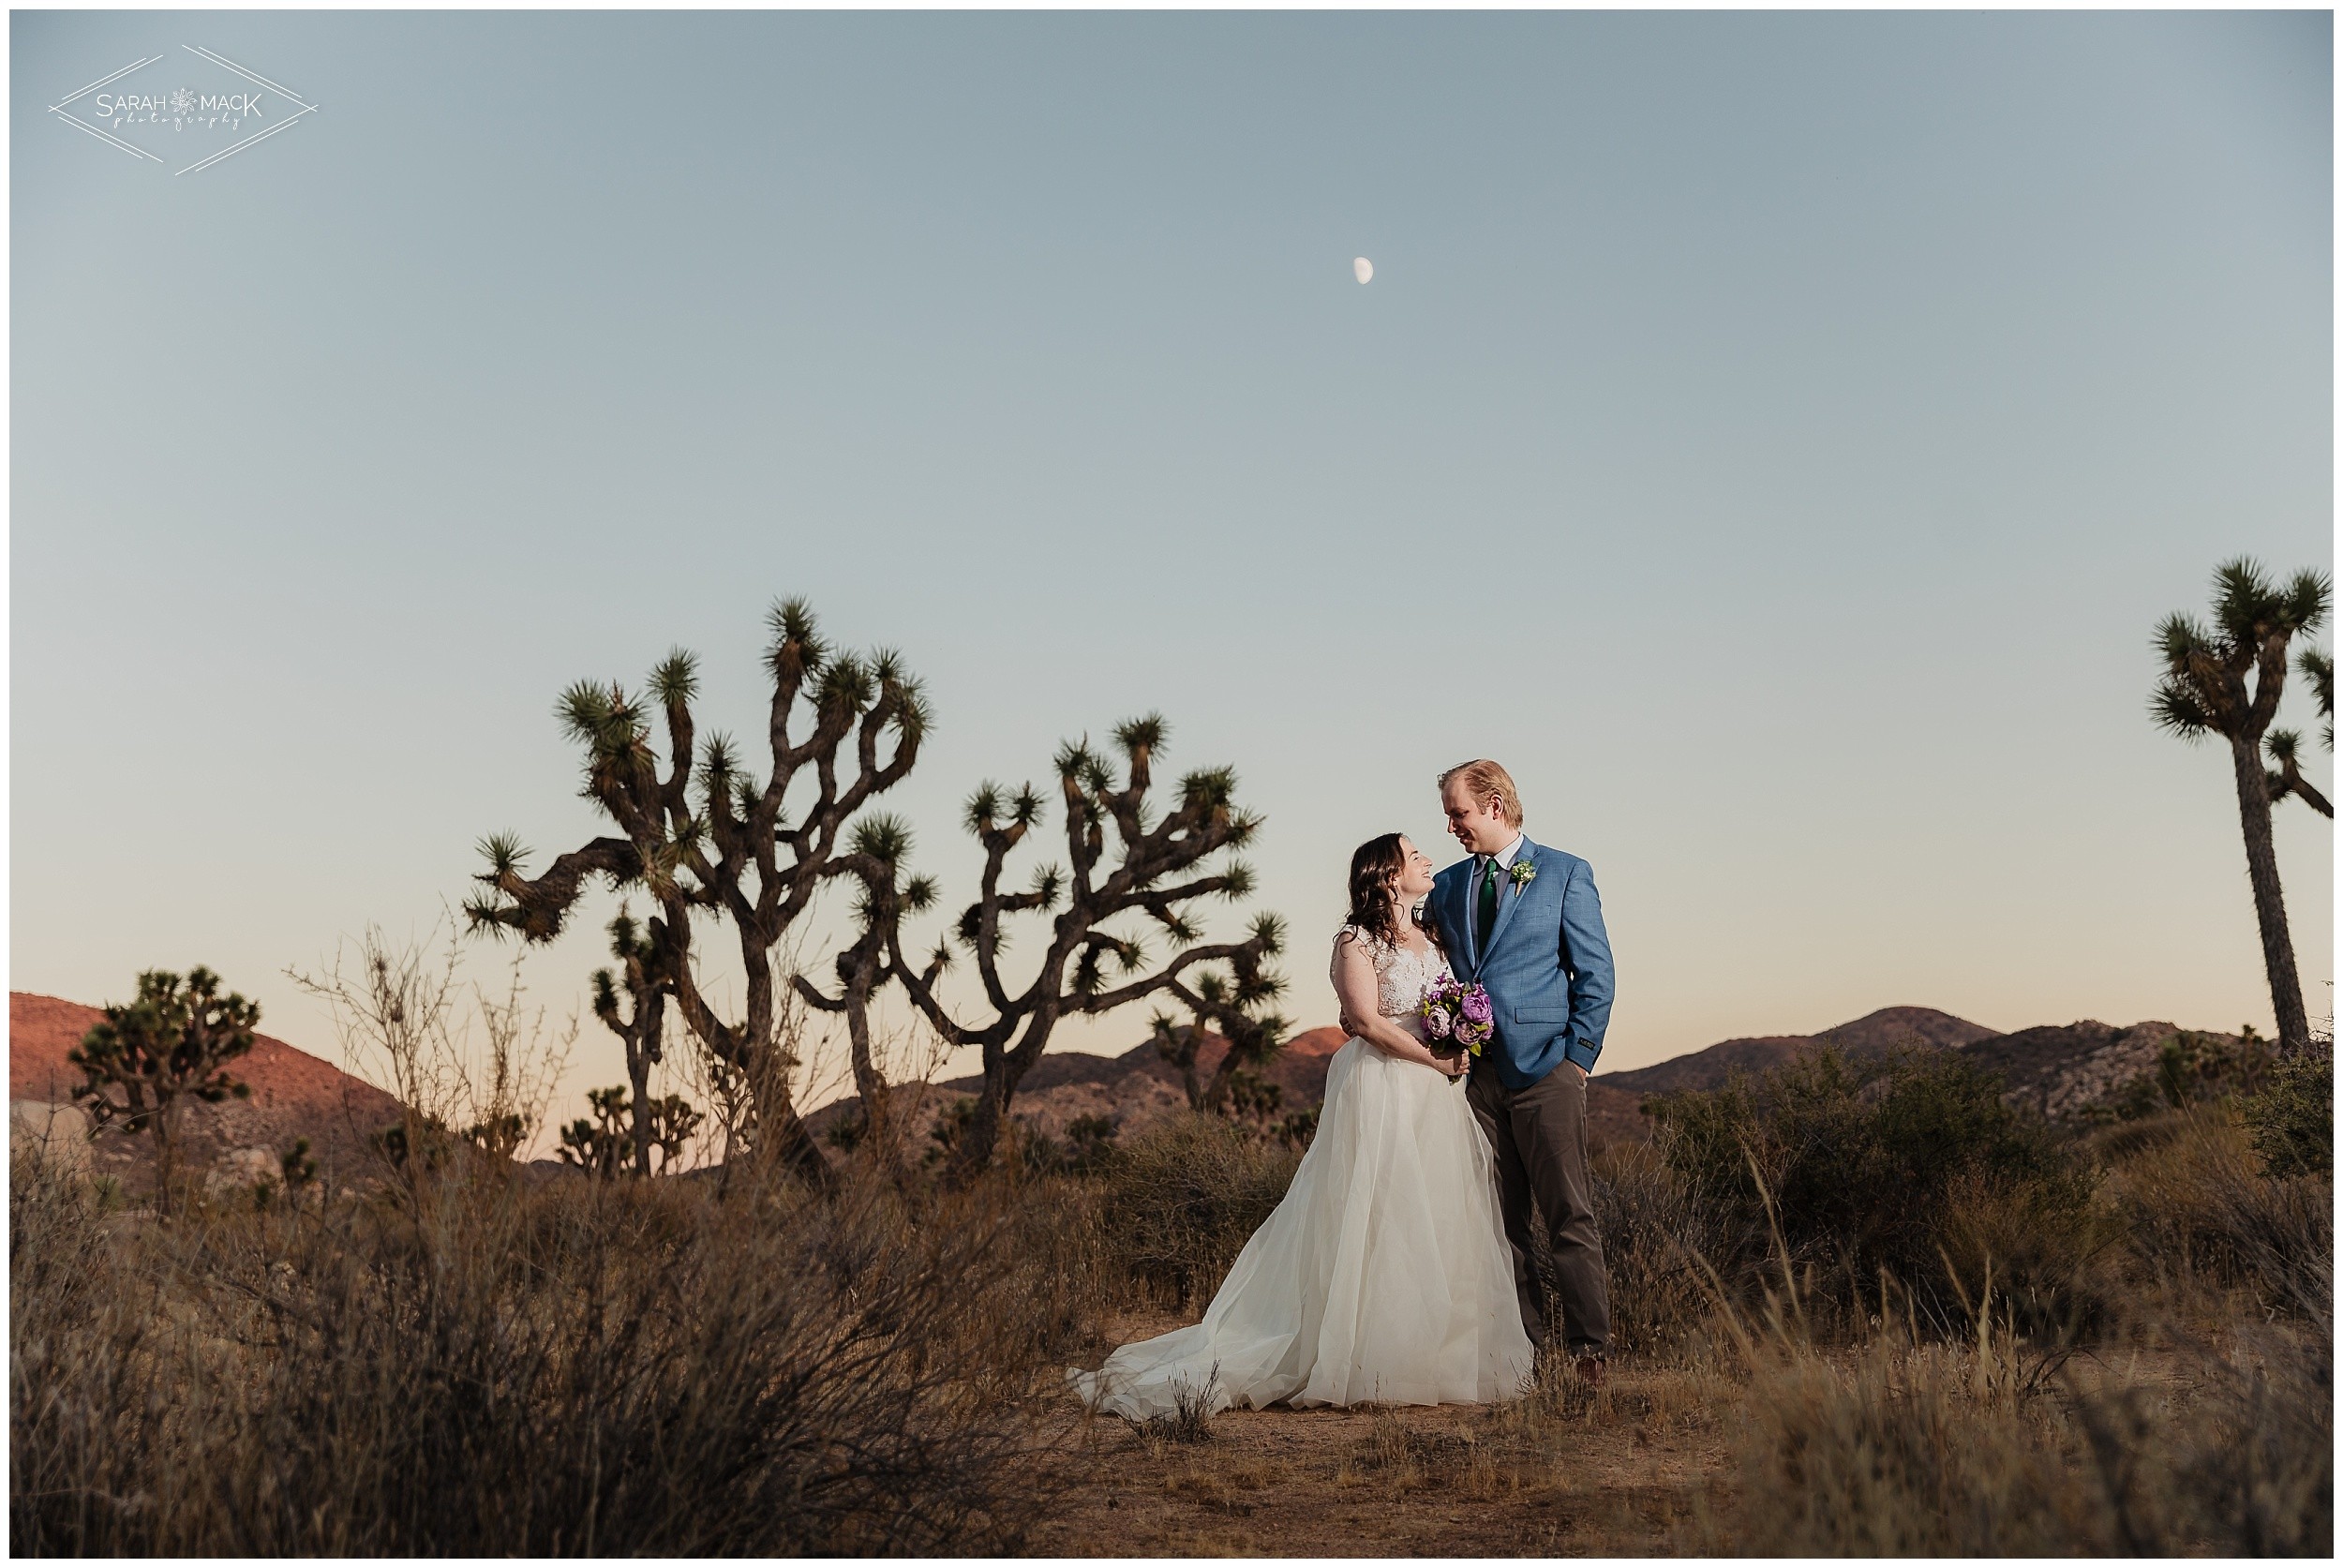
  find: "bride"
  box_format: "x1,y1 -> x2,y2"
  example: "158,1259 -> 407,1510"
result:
1073,833 -> 1534,1417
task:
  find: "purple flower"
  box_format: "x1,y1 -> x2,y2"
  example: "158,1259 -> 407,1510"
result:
1415,975 -> 1499,1057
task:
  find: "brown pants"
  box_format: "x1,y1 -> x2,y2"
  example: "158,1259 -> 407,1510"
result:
1467,1057 -> 1611,1356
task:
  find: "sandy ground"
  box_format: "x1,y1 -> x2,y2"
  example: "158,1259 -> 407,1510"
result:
1030,1310 -> 1733,1558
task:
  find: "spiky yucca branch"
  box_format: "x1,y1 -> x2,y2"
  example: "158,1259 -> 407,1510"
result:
2264,728 -> 2334,818
2299,648 -> 2335,751
873,714 -> 1285,1179
465,600 -> 928,1181
2265,644 -> 2336,817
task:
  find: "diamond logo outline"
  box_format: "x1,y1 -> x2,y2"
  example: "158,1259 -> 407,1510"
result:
49,45 -> 319,175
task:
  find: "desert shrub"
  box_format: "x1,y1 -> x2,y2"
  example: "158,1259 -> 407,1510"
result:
1714,1318 -> 2331,1555
1715,1334 -> 2102,1553
925,1096 -> 977,1166
1017,1113 -> 1122,1178
2100,1106 -> 2332,1323
1092,1113 -> 1299,1309
11,1144 -> 1063,1555
1646,1048 -> 2105,1336
1589,1136 -> 1739,1361
2243,1043 -> 2333,1178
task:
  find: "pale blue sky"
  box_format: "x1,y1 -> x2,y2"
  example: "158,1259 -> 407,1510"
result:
12,9 -> 2333,1119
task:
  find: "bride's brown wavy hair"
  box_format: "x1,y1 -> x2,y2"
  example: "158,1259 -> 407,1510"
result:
1345,834 -> 1443,950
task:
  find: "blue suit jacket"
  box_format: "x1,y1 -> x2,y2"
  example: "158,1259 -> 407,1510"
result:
1431,835 -> 1616,1089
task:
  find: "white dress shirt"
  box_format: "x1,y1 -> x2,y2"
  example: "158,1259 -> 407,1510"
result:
1477,831 -> 1525,909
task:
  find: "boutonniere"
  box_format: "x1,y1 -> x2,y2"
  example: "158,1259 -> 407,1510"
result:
1509,859 -> 1538,890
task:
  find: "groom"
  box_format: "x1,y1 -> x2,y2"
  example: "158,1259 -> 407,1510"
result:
1431,759 -> 1616,1376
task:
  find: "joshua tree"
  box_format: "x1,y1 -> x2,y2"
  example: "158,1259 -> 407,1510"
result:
68,966 -> 257,1200
467,600 -> 926,1183
642,1092 -> 702,1170
590,904 -> 682,1176
1148,960 -> 1292,1113
2152,558 -> 2332,1051
865,715 -> 1286,1182
558,1087 -> 631,1177
792,814 -> 939,1163
558,1084 -> 701,1176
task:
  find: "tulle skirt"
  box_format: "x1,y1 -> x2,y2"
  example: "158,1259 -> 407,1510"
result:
1071,1037 -> 1534,1417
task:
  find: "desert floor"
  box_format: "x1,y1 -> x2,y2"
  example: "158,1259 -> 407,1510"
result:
1031,1310 -> 1727,1557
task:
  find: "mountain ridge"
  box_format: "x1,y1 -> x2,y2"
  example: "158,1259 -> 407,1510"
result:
809,1003 -> 2232,1156
1593,1006 -> 2007,1097
17,987 -> 2244,1174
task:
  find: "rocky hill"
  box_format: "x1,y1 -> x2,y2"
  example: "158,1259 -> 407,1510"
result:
19,979 -> 2239,1185
1961,1020 -> 2233,1121
815,1003 -> 2232,1158
1590,1008 -> 2246,1140
10,992 -> 402,1189
797,1006 -> 1997,1157
803,1025 -> 1353,1152
1594,1007 -> 2004,1098
1582,1080 -> 1656,1153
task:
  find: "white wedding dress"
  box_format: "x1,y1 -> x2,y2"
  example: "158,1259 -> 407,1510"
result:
1073,927 -> 1534,1417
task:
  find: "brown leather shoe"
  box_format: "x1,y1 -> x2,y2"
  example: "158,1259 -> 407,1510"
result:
1573,1355 -> 1606,1388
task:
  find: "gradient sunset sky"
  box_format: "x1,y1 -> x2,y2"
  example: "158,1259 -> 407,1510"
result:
12,9 -> 2332,1118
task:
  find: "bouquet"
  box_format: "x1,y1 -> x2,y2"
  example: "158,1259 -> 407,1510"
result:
1418,975 -> 1495,1056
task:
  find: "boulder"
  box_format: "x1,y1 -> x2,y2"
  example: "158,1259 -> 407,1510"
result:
207,1145 -> 279,1195
10,1098 -> 91,1174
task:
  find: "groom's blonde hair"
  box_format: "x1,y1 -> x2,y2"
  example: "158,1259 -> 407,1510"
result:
1439,758 -> 1523,829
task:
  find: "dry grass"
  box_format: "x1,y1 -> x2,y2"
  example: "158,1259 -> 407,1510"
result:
1696,1101 -> 2334,1556
1643,1047 -> 2117,1338
2098,1104 -> 2333,1325
16,1088 -> 2331,1557
1037,1100 -> 2331,1556
10,1145 -> 1074,1554
1701,1314 -> 2331,1554
1589,1136 -> 1743,1359
1083,1113 -> 1302,1310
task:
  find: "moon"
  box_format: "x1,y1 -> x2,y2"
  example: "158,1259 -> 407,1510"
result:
1353,257 -> 1373,285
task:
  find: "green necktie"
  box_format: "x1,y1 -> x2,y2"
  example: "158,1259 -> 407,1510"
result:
1477,856 -> 1500,950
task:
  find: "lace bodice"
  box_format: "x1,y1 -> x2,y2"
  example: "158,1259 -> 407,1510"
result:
1335,925 -> 1453,1023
